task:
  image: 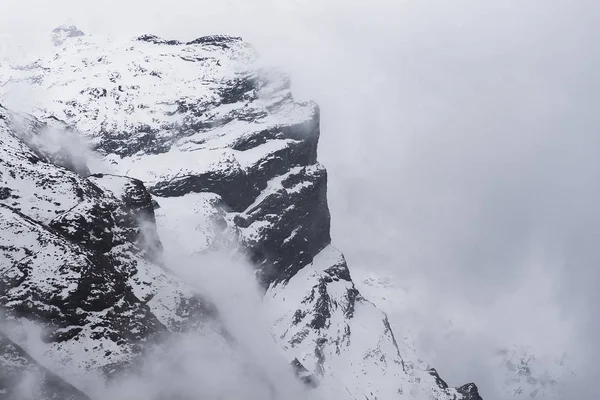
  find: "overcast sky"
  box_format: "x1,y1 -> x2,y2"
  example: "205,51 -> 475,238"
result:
1,1 -> 599,398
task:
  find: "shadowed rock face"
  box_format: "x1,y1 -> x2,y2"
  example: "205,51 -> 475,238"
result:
0,31 -> 484,399
458,383 -> 484,400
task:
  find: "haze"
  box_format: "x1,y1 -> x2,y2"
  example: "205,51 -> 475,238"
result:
1,0 -> 599,398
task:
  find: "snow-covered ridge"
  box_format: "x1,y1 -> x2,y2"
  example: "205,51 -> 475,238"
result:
0,29 -> 483,399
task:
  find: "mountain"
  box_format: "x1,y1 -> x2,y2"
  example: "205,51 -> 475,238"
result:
493,345 -> 574,399
0,103 -> 226,396
0,28 -> 482,399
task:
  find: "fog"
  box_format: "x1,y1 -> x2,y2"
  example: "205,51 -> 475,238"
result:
94,248 -> 318,400
1,112 -> 327,400
2,251 -> 320,400
1,0 -> 599,398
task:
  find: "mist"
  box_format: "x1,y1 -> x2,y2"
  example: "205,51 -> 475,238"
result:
0,115 -> 320,400
1,210 -> 320,400
92,248 -> 318,400
1,0 -> 599,398
2,252 -> 319,400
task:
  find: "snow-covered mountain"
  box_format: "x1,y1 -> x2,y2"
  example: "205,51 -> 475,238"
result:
0,27 -> 482,399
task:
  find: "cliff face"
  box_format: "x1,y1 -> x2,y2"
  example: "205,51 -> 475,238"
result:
0,105 -> 218,378
0,30 -> 482,399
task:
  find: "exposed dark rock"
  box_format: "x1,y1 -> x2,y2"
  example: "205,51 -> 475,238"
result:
0,188 -> 12,201
95,127 -> 174,158
0,203 -> 166,348
219,76 -> 258,104
186,35 -> 243,48
136,34 -> 243,48
49,199 -> 117,253
241,166 -> 331,287
150,166 -> 253,211
89,174 -> 163,261
428,368 -> 449,390
137,34 -> 182,46
457,383 -> 484,400
428,369 -> 484,400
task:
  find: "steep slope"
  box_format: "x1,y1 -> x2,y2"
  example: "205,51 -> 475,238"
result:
0,29 -> 482,399
0,104 -> 219,386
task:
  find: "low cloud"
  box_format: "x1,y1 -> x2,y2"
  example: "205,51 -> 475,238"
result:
0,0 -> 598,398
6,110 -> 111,176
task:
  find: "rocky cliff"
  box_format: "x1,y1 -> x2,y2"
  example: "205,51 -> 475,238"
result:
0,28 -> 482,399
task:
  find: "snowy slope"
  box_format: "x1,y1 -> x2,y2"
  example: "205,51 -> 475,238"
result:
264,245 -> 479,399
0,105 -> 218,385
0,28 -> 483,399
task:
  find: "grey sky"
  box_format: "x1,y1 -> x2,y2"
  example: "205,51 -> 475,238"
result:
1,0 -> 599,398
